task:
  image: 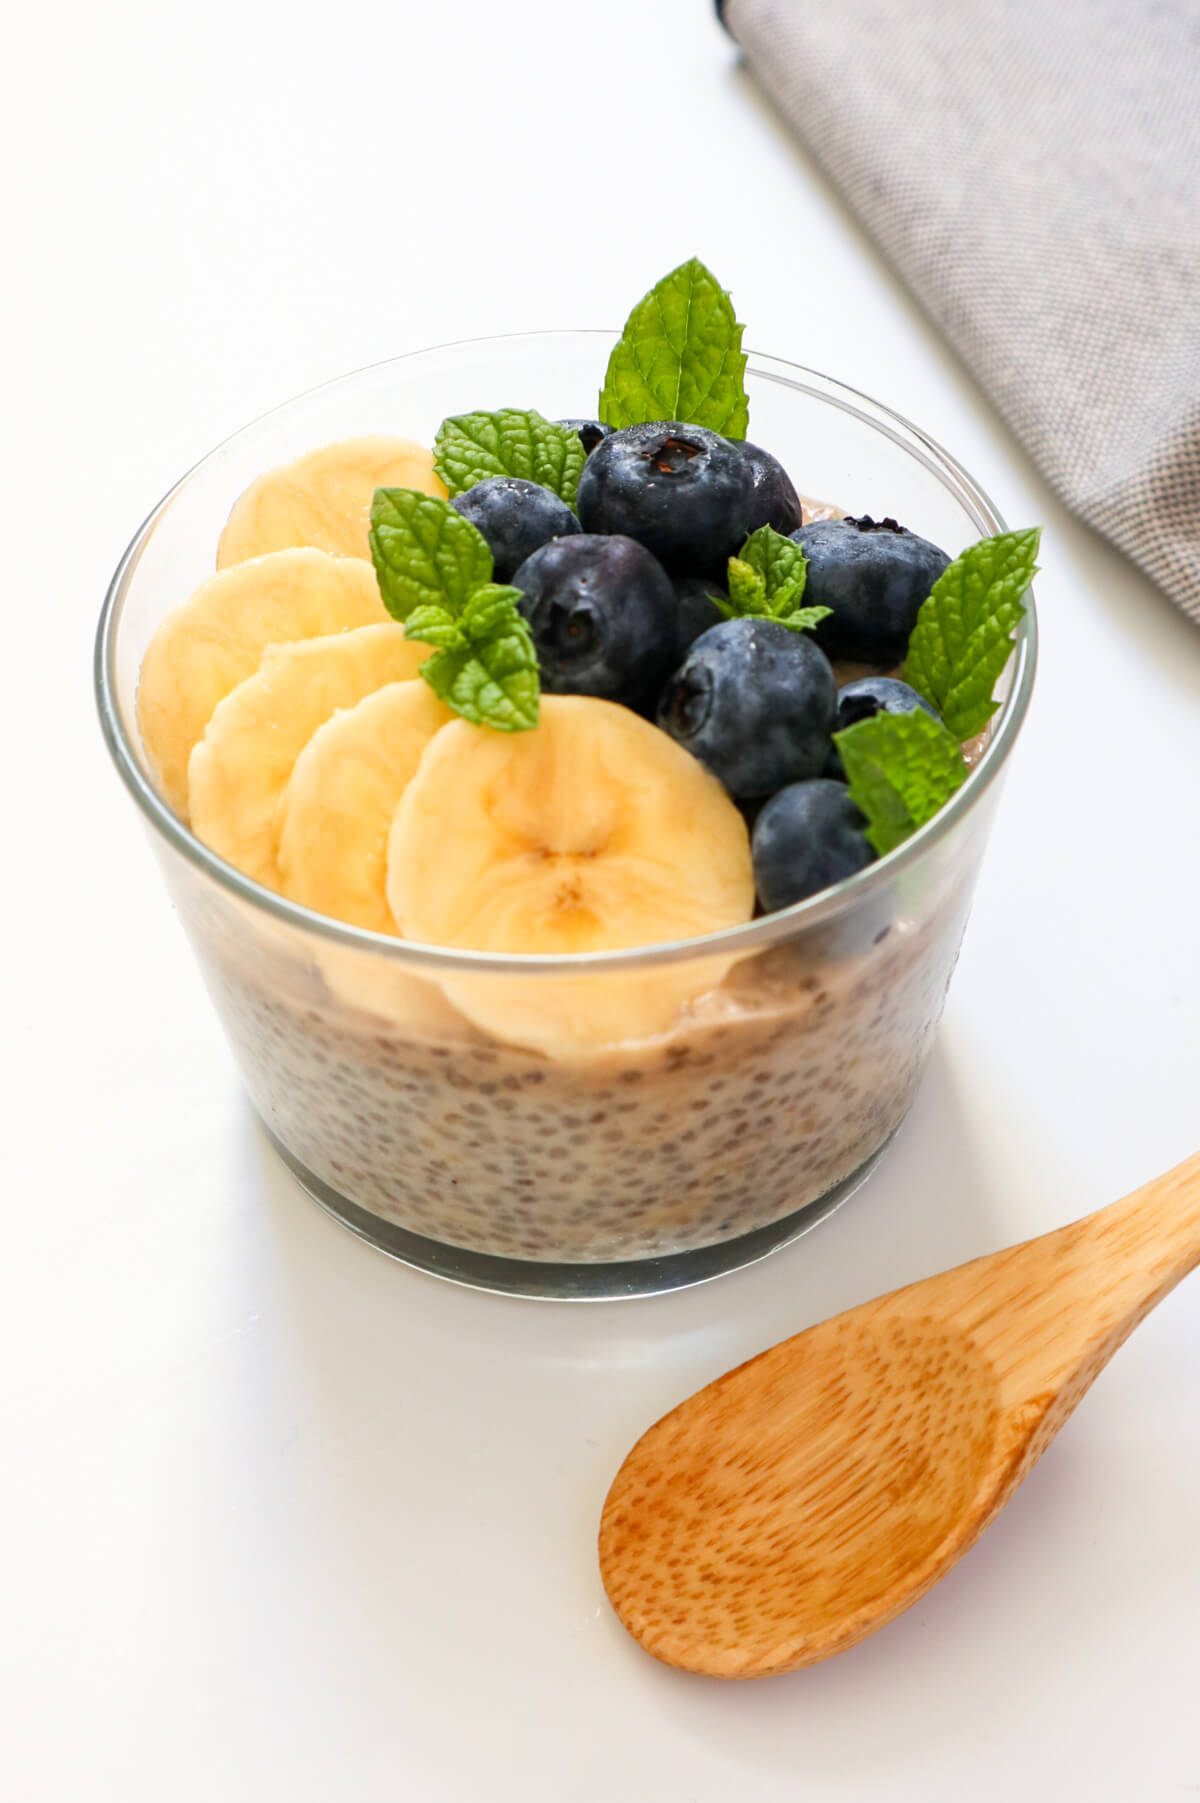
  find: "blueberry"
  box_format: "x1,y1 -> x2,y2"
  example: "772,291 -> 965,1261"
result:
791,515 -> 950,666
671,573 -> 727,660
826,675 -> 938,778
822,742 -> 849,783
511,534 -> 677,714
740,441 -> 804,537
556,418 -> 613,456
576,421 -> 753,574
451,477 -> 580,583
752,780 -> 876,911
835,675 -> 938,731
657,618 -> 837,800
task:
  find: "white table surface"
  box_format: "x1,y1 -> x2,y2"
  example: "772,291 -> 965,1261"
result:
4,2 -> 1199,1796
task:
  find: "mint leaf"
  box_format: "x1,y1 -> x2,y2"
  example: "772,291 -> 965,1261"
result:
713,527 -> 831,635
741,525 -> 807,611
369,489 -> 493,622
834,709 -> 969,856
418,584 -> 539,732
433,409 -> 586,508
598,257 -> 749,438
422,639 -> 539,732
403,602 -> 463,649
725,557 -> 766,613
903,528 -> 1040,740
773,603 -> 833,633
460,582 -> 526,638
368,492 -> 540,730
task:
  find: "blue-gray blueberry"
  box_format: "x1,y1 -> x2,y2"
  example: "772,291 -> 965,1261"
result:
511,533 -> 677,715
451,477 -> 579,583
657,617 -> 836,799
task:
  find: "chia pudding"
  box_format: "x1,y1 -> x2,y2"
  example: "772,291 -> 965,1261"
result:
162,778 -> 992,1267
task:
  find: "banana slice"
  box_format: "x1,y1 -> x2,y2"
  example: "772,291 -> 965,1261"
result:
188,624 -> 428,890
216,435 -> 446,568
386,695 -> 755,1054
274,679 -> 461,1030
311,939 -> 467,1037
137,548 -> 388,818
278,680 -> 453,934
275,680 -> 464,1033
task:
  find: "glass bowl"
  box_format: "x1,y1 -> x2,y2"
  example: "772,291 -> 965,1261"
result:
95,331 -> 1036,1299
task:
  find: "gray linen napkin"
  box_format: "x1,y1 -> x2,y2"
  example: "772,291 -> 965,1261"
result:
719,0 -> 1200,622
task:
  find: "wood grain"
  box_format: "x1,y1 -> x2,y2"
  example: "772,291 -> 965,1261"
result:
599,1152 -> 1200,1677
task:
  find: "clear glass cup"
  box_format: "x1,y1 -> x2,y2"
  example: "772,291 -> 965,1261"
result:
95,332 -> 1036,1298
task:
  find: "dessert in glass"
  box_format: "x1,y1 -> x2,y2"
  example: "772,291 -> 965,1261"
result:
96,264 -> 1037,1297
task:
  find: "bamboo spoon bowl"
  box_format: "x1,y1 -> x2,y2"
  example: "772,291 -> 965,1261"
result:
599,1152 -> 1200,1678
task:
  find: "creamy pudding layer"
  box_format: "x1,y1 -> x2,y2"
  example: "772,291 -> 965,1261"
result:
173,844 -> 978,1264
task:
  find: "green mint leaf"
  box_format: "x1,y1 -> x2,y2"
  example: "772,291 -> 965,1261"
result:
903,527 -> 1040,740
727,557 -> 767,612
712,529 -> 827,634
711,597 -> 829,634
741,525 -> 808,612
369,489 -> 493,622
834,709 -> 969,857
459,583 -> 527,639
420,602 -> 540,733
772,604 -> 832,633
369,492 -> 542,731
433,409 -> 586,508
417,582 -> 539,732
403,603 -> 464,650
598,257 -> 749,438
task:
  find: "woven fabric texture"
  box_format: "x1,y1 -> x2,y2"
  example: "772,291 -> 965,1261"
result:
721,0 -> 1200,620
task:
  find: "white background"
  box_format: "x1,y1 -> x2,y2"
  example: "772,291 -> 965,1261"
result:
3,2 -> 1199,1797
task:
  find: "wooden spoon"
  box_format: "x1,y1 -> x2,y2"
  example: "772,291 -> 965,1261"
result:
599,1151 -> 1200,1678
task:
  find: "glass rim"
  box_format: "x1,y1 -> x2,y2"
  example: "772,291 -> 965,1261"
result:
94,329 -> 1038,977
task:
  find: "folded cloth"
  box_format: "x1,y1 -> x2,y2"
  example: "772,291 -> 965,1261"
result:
718,0 -> 1200,622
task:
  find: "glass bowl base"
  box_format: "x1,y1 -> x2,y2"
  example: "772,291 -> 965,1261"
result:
264,1122 -> 893,1300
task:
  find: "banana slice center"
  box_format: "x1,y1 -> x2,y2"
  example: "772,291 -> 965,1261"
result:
389,697 -> 755,963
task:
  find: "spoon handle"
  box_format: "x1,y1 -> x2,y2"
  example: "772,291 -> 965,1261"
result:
947,1150 -> 1200,1400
